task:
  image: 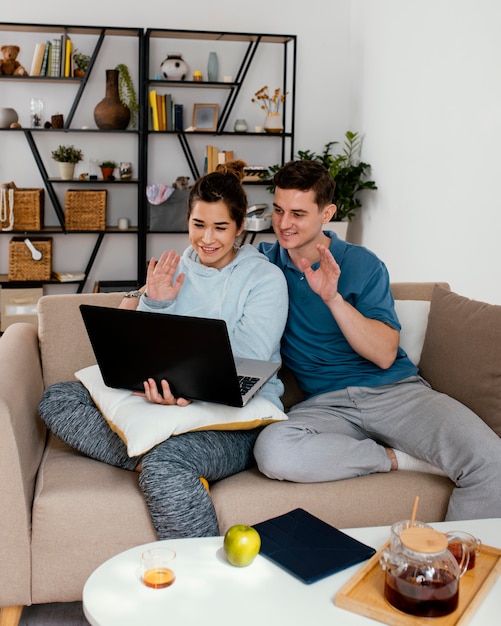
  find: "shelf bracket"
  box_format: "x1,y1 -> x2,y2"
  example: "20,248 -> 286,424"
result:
66,30 -> 106,128
177,133 -> 200,181
77,232 -> 106,293
24,131 -> 67,233
218,37 -> 262,131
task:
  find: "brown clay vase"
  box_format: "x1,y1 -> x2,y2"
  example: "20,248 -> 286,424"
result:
94,69 -> 130,130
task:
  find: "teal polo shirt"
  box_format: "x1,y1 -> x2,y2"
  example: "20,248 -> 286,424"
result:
258,232 -> 418,399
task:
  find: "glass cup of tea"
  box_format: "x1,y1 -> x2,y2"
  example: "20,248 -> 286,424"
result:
446,530 -> 481,571
141,547 -> 176,589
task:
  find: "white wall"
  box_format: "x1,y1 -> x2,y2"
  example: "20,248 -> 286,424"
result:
4,1 -> 501,303
350,0 -> 501,304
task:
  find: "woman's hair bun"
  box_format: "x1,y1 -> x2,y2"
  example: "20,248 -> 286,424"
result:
215,159 -> 248,182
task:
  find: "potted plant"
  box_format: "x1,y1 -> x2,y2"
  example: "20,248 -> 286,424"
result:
265,131 -> 377,222
251,85 -> 288,133
99,160 -> 117,180
51,144 -> 84,180
73,49 -> 91,78
115,64 -> 139,129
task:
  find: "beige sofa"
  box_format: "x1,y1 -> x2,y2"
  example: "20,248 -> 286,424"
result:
5,280 -> 499,615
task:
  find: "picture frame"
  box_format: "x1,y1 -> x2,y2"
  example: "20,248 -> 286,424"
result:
192,103 -> 219,132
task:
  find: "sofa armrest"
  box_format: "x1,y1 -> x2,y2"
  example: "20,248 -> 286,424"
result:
0,323 -> 45,606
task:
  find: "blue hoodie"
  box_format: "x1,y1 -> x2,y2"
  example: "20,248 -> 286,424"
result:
138,244 -> 289,408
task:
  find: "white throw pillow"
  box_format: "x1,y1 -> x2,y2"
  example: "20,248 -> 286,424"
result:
75,365 -> 287,457
394,300 -> 431,365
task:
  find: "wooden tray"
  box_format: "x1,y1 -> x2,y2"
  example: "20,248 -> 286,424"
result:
335,540 -> 501,625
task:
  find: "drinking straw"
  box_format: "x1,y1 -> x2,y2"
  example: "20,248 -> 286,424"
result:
410,495 -> 420,526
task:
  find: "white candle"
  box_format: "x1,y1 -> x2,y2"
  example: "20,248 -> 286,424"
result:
118,218 -> 129,230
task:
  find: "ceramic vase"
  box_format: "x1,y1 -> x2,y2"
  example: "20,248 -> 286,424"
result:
94,69 -> 131,131
0,107 -> 18,129
207,51 -> 218,82
264,112 -> 283,133
58,162 -> 75,180
234,118 -> 248,133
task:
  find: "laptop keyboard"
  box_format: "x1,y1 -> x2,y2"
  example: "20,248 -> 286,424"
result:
238,375 -> 260,396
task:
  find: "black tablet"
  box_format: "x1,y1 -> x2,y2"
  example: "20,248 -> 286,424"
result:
253,508 -> 376,584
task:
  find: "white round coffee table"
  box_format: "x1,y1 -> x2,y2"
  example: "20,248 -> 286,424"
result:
83,521 -> 501,626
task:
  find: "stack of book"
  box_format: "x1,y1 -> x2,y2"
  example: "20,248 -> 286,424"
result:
149,90 -> 183,131
204,146 -> 235,174
29,32 -> 74,77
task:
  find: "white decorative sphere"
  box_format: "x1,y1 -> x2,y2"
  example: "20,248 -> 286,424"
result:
160,53 -> 189,81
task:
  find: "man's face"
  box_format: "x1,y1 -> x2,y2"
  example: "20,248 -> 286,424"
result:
272,187 -> 335,253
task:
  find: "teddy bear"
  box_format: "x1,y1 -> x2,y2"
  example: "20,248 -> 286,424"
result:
172,176 -> 191,190
0,45 -> 28,76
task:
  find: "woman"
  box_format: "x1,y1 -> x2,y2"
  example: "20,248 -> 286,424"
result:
38,161 -> 288,538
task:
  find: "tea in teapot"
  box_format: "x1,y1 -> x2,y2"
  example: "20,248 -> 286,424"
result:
380,526 -> 469,617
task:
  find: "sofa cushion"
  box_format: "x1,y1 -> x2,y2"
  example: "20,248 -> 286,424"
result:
75,365 -> 288,456
211,467 -> 453,535
394,299 -> 430,365
418,284 -> 501,437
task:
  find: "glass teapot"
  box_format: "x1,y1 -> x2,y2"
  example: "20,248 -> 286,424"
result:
380,526 -> 469,618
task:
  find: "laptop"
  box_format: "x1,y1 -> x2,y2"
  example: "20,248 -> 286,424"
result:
79,304 -> 280,408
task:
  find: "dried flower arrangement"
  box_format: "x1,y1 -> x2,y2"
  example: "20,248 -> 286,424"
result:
251,86 -> 288,114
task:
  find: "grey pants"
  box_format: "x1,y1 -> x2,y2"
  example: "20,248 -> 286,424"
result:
38,382 -> 260,538
254,376 -> 501,522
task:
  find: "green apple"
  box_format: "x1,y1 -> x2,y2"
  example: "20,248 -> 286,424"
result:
223,524 -> 261,567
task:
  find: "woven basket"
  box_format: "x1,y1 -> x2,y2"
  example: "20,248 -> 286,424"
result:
0,188 -> 44,231
65,190 -> 107,231
8,237 -> 52,281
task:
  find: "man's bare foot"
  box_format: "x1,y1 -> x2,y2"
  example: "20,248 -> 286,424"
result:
385,447 -> 398,471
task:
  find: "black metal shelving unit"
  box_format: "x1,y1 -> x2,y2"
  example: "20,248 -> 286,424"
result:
144,28 -> 296,171
0,23 -> 296,292
0,22 -> 144,292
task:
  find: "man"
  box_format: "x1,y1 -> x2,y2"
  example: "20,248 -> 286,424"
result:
254,159 -> 501,521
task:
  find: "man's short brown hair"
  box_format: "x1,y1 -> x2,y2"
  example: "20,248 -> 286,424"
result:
273,160 -> 336,209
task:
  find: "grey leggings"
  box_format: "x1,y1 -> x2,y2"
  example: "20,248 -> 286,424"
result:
38,382 -> 260,538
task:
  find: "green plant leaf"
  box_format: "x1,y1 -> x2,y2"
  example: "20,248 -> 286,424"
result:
115,64 -> 139,129
265,131 -> 377,221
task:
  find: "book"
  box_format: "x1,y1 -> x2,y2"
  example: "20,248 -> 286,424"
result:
149,89 -> 159,131
217,150 -> 234,164
50,37 -> 61,77
52,271 -> 86,283
174,104 -> 184,131
61,30 -> 67,76
40,40 -> 51,76
64,36 -> 73,77
165,94 -> 172,131
30,42 -> 46,76
206,144 -> 219,173
157,94 -> 166,131
206,145 -> 214,173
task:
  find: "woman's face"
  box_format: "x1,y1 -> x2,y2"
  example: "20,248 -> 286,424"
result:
188,200 -> 243,269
